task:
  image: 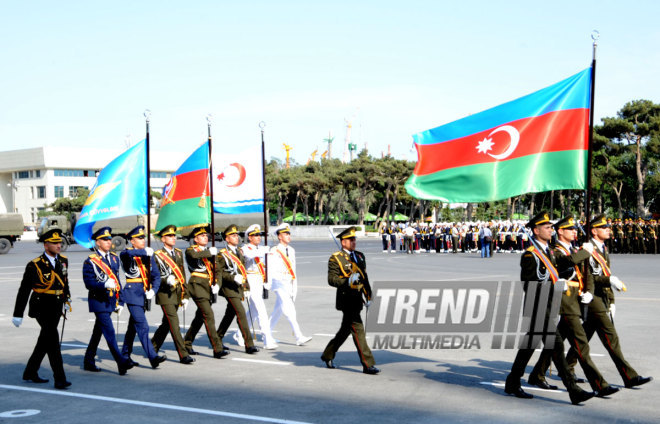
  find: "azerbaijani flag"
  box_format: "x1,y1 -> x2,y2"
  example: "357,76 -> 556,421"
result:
405,68 -> 592,203
155,142 -> 210,231
74,140 -> 147,248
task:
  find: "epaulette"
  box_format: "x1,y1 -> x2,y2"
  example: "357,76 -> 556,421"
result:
332,251 -> 343,257
59,254 -> 67,260
525,246 -> 534,253
89,253 -> 99,259
110,251 -> 118,256
174,247 -> 182,253
32,257 -> 41,264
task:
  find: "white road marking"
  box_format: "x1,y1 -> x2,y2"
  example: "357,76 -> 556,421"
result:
231,358 -> 292,366
480,381 -> 566,393
61,343 -> 88,348
313,333 -> 336,337
0,384 -> 311,424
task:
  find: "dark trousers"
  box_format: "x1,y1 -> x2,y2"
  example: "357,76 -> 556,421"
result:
152,304 -> 189,360
122,304 -> 157,360
566,307 -> 639,384
530,314 -> 610,391
217,296 -> 255,348
184,298 -> 224,353
24,314 -> 66,383
322,309 -> 375,368
506,327 -> 581,395
84,312 -> 128,367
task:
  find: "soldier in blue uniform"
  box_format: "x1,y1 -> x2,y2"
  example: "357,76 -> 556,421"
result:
120,225 -> 167,368
12,229 -> 72,389
82,227 -> 133,375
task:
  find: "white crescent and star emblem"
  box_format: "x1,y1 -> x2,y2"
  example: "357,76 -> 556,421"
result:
475,125 -> 520,160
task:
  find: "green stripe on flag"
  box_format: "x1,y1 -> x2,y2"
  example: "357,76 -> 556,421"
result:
155,197 -> 211,232
405,150 -> 586,203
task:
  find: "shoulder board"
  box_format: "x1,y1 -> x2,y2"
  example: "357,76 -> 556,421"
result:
110,252 -> 118,257
174,247 -> 182,253
220,248 -> 228,253
331,251 -> 343,257
32,257 -> 41,264
89,253 -> 99,259
525,246 -> 534,253
59,254 -> 68,260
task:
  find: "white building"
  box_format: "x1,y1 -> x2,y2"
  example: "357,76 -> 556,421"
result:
0,146 -> 181,225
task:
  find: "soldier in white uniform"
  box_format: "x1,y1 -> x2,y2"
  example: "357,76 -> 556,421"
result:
268,223 -> 312,346
234,224 -> 278,349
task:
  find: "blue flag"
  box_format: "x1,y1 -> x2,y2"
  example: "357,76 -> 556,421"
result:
74,140 -> 147,248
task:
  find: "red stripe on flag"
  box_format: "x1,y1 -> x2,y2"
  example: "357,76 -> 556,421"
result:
413,109 -> 589,177
168,169 -> 209,202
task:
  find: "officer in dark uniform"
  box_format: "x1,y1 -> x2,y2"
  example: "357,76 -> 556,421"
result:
12,228 -> 71,389
566,214 -> 653,389
151,225 -> 194,364
216,224 -> 258,354
504,212 -> 594,405
82,227 -> 133,375
527,216 -> 618,397
120,225 -> 167,368
183,225 -> 228,358
321,226 -> 379,374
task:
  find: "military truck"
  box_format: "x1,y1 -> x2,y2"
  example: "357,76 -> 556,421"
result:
37,214 -> 146,251
0,213 -> 24,254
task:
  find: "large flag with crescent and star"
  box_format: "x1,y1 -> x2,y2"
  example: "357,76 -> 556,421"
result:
212,145 -> 264,214
405,67 -> 592,203
73,139 -> 147,248
155,142 -> 211,232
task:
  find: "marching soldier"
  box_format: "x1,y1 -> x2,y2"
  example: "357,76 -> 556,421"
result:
151,225 -> 194,364
527,216 -> 618,397
321,226 -> 379,374
82,227 -> 133,375
120,225 -> 167,368
645,219 -> 657,254
504,211 -> 594,405
183,225 -> 228,358
215,224 -> 258,354
12,228 -> 72,389
268,223 -> 312,346
624,219 -> 634,253
240,224 -> 278,349
566,214 -> 653,389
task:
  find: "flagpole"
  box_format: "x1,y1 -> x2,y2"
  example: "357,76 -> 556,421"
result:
207,114 -> 218,304
584,31 -> 599,239
145,109 -> 152,248
260,121 -> 269,300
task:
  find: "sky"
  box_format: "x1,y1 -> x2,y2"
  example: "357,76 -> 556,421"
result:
1,1 -> 659,166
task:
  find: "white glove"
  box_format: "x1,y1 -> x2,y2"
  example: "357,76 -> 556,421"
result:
609,303 -> 616,318
234,275 -> 244,285
348,273 -> 360,285
181,298 -> 189,310
115,305 -> 123,316
610,276 -> 624,291
104,280 -> 116,289
245,290 -> 251,299
145,247 -> 154,257
12,317 -> 22,327
292,291 -> 297,302
211,284 -> 220,295
167,275 -> 176,286
264,282 -> 272,290
580,292 -> 593,304
581,242 -> 594,254
556,278 -> 568,293
365,300 -> 372,308
146,289 -> 155,300
208,247 -> 218,256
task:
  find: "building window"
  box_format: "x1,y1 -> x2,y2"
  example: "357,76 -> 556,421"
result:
150,171 -> 168,179
37,186 -> 46,199
35,170 -> 41,178
54,169 -> 85,177
68,186 -> 87,197
17,170 -> 30,179
54,186 -> 64,198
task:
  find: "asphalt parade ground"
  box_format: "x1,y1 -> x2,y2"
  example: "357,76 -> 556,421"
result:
1,238 -> 659,424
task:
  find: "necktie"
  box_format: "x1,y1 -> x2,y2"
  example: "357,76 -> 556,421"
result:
351,252 -> 357,263
286,247 -> 289,257
171,250 -> 176,260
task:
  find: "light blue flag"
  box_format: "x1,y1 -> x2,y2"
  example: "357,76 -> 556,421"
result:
73,140 -> 147,248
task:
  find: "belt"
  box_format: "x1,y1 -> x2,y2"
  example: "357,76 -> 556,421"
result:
191,272 -> 210,279
126,278 -> 146,283
567,281 -> 580,287
39,289 -> 64,295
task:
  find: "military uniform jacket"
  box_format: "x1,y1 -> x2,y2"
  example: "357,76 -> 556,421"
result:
553,242 -> 593,316
587,240 -> 615,313
520,243 -> 557,283
217,247 -> 247,299
119,248 -> 161,306
154,247 -> 188,305
185,245 -> 215,300
328,249 -> 372,312
14,253 -> 70,319
83,250 -> 123,313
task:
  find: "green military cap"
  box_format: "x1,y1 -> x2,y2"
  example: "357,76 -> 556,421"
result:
554,215 -> 577,230
526,211 -> 551,228
591,214 -> 610,228
223,224 -> 239,237
158,225 -> 177,237
190,225 -> 210,237
336,226 -> 357,239
39,228 -> 63,243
